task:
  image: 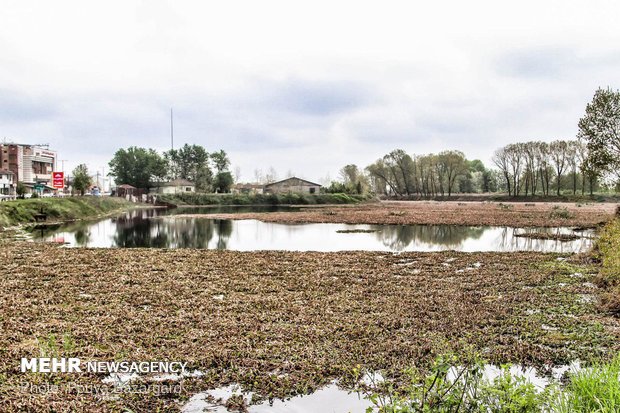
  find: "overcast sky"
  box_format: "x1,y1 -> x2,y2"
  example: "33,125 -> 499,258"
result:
1,0 -> 619,183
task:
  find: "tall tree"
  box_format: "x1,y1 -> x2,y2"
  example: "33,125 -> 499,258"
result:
493,146 -> 512,196
72,164 -> 92,196
549,140 -> 570,196
578,87 -> 620,183
164,144 -> 212,191
437,150 -> 467,196
108,147 -> 167,189
211,150 -> 231,174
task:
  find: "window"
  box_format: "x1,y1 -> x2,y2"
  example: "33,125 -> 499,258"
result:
309,187 -> 316,194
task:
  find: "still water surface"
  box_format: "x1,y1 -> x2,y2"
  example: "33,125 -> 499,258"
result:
30,208 -> 594,252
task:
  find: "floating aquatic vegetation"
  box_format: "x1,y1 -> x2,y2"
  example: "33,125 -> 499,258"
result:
1,240 -> 618,411
335,229 -> 378,233
190,201 -> 615,227
514,232 -> 580,242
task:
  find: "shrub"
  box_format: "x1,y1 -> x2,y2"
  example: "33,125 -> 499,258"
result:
549,206 -> 574,219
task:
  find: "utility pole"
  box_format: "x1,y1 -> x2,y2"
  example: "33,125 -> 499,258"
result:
60,160 -> 68,173
101,167 -> 106,192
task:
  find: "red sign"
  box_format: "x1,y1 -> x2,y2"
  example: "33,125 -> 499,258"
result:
52,172 -> 64,189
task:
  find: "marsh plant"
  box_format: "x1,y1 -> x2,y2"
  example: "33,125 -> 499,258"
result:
549,206 -> 574,220
357,353 -> 620,413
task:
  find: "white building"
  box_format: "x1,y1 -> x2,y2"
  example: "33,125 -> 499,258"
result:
0,169 -> 16,199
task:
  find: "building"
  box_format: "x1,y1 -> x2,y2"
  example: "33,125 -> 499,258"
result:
264,177 -> 321,194
0,143 -> 57,193
151,179 -> 195,195
116,184 -> 137,197
231,183 -> 264,195
0,169 -> 15,199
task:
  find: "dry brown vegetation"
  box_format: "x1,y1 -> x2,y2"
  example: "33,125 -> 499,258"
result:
1,240 -> 618,412
176,201 -> 616,227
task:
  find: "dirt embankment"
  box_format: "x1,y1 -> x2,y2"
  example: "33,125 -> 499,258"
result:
1,241 -> 618,411
169,201 -> 617,227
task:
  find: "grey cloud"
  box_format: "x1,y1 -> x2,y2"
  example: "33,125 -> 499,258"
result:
495,47 -> 577,79
0,89 -> 58,121
260,78 -> 373,116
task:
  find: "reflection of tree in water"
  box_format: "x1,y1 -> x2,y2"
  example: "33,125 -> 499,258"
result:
113,214 -> 169,248
113,216 -> 232,249
375,225 -> 486,251
500,227 -> 591,253
73,228 -> 91,246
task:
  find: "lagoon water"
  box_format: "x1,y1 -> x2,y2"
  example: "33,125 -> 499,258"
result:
30,207 -> 594,253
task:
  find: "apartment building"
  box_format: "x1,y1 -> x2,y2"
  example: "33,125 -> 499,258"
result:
0,143 -> 57,191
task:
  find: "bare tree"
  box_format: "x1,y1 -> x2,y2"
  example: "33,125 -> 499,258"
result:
549,140 -> 570,196
493,146 -> 512,196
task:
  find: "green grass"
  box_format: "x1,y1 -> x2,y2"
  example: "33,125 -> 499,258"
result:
595,217 -> 620,315
0,197 -> 134,227
159,192 -> 372,206
555,354 -> 620,413
597,218 -> 620,286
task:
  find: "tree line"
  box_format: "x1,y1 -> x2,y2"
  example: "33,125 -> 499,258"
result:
107,144 -> 233,192
337,87 -> 620,197
361,149 -> 497,197
492,140 -> 597,197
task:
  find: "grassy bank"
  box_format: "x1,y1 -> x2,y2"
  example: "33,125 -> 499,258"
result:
0,197 -> 135,227
159,192 -> 372,206
596,214 -> 620,314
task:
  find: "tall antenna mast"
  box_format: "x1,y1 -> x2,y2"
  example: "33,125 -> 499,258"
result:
170,108 -> 174,151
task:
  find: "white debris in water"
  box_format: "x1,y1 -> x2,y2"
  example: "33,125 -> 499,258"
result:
582,282 -> 597,289
541,324 -> 559,332
558,283 -> 567,287
151,370 -> 204,382
472,262 -> 482,268
361,371 -> 384,386
102,373 -> 139,385
395,260 -> 418,266
78,293 -> 93,299
556,257 -> 567,261
183,384 -> 251,413
212,294 -> 225,300
569,272 -> 583,278
577,294 -> 596,304
525,309 -> 540,315
445,258 -> 457,263
456,269 -> 464,273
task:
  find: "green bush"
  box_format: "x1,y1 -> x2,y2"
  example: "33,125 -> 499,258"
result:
158,192 -> 371,206
355,354 -> 553,413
